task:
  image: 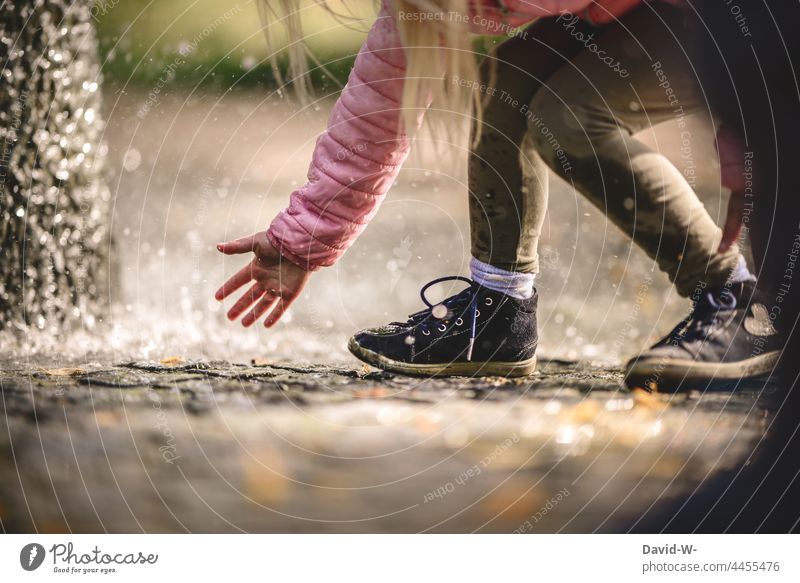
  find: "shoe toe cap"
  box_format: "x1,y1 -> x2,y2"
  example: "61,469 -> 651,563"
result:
353,324 -> 405,343
350,325 -> 412,358
624,345 -> 696,386
631,344 -> 692,364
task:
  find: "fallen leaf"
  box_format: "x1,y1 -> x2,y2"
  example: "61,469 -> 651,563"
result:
241,448 -> 288,505
569,400 -> 601,423
632,388 -> 667,411
481,484 -> 545,524
353,387 -> 391,398
94,411 -> 120,427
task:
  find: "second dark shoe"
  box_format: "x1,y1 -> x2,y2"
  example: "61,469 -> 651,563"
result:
625,280 -> 782,392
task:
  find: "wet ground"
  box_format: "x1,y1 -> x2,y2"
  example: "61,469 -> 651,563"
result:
0,357 -> 771,533
0,89 -> 764,533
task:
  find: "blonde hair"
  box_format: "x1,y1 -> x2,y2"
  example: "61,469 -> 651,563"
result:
257,0 -> 486,144
256,0 -> 316,104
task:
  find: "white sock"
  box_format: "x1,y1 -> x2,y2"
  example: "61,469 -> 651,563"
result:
470,256 -> 535,300
727,254 -> 756,285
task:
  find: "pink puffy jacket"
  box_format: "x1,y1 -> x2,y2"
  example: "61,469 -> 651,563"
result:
266,0 -> 642,270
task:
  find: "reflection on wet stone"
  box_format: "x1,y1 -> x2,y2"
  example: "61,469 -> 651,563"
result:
0,359 -> 770,532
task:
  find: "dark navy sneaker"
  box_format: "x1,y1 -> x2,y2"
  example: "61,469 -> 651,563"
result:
625,281 -> 782,392
348,276 -> 538,377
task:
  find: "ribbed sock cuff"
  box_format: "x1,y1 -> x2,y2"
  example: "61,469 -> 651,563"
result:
470,256 -> 535,300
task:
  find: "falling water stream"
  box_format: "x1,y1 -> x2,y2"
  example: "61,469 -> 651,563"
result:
1,0 -> 112,342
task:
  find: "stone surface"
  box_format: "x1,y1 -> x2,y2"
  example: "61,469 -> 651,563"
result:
0,359 -> 771,533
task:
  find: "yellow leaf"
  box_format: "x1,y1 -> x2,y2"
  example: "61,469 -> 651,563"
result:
632,388 -> 667,411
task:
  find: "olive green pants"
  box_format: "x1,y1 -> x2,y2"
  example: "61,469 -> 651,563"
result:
468,4 -> 741,297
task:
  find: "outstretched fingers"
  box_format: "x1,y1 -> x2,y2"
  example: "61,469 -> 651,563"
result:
217,234 -> 256,255
227,283 -> 264,321
215,262 -> 255,301
241,291 -> 279,327
263,295 -> 296,328
719,192 -> 745,253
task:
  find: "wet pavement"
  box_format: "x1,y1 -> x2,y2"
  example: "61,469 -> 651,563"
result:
0,357 -> 771,533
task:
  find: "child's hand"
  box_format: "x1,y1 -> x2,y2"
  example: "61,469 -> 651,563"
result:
215,232 -> 311,327
719,189 -> 744,254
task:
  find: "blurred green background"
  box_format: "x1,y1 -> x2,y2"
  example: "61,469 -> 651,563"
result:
94,0 -> 375,90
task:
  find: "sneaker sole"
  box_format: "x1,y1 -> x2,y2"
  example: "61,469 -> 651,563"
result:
348,337 -> 537,378
625,350 -> 780,391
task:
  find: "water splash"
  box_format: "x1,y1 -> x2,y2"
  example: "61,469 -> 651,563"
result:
0,0 -> 111,335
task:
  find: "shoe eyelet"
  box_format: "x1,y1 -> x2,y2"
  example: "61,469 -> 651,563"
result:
438,323 -> 447,332
421,329 -> 431,336
475,309 -> 481,317
455,318 -> 464,326
485,297 -> 493,306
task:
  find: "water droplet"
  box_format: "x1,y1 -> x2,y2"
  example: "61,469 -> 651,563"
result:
544,401 -> 561,415
122,148 -> 141,172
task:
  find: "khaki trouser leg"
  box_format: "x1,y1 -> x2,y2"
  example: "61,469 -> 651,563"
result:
468,17 -> 599,273
527,5 -> 741,296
